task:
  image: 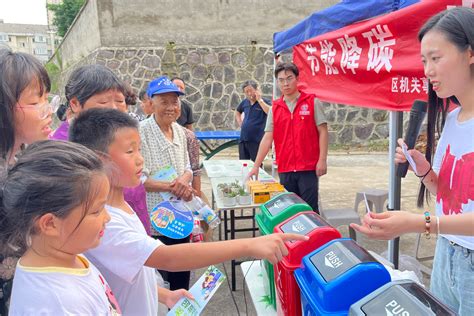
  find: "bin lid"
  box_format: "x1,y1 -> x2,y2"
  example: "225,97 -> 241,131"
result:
278,212 -> 341,265
361,282 -> 456,316
263,192 -> 309,216
310,239 -> 376,283
280,212 -> 329,237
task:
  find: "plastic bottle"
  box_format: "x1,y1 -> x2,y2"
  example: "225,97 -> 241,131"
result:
185,196 -> 221,229
191,218 -> 204,243
241,162 -> 249,189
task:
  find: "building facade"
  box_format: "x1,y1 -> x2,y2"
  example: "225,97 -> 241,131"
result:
0,20 -> 58,63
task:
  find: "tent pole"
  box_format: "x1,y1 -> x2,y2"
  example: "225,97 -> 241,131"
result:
273,53 -> 280,99
388,110 -> 403,268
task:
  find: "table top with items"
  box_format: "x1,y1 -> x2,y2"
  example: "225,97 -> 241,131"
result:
203,160 -> 284,211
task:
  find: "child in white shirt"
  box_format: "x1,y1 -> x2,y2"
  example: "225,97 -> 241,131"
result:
3,141 -> 121,315
70,108 -> 307,315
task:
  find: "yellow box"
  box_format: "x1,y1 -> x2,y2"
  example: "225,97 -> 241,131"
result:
247,180 -> 263,192
247,180 -> 285,203
267,183 -> 285,190
253,190 -> 271,204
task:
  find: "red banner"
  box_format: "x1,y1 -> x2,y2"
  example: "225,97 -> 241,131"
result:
293,0 -> 466,111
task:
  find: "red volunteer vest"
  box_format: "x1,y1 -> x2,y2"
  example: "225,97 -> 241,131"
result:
273,91 -> 320,173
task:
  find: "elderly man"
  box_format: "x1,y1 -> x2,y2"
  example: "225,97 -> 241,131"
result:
140,76 -> 193,290
234,80 -> 271,162
249,62 -> 328,212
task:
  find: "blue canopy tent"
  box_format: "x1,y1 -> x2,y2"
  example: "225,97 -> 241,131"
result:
272,0 -> 423,267
274,0 -> 421,54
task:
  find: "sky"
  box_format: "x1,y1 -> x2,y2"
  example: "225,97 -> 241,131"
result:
0,0 -> 48,25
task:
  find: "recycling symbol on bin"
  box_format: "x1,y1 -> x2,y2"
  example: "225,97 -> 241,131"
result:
291,220 -> 306,233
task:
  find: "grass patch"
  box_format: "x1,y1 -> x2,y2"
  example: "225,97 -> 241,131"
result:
45,62 -> 61,94
329,139 -> 389,153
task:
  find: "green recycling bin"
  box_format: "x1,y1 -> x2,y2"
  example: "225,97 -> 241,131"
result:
255,192 -> 312,309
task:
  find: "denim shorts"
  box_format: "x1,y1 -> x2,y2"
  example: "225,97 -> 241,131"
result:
430,236 -> 474,315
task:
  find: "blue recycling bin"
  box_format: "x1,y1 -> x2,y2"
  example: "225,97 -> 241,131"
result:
294,238 -> 391,315
349,280 -> 456,316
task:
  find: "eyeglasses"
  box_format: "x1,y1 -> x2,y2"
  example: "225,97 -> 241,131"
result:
17,95 -> 61,120
277,76 -> 296,85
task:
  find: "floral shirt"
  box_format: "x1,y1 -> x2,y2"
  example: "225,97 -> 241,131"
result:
0,160 -> 18,310
139,116 -> 192,235
182,127 -> 202,178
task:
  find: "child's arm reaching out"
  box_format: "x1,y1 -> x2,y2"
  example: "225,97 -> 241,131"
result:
146,233 -> 308,271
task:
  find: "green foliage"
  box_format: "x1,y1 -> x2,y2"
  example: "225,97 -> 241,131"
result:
238,187 -> 249,196
328,139 -> 389,152
44,62 -> 60,93
367,139 -> 389,152
47,0 -> 85,37
224,190 -> 238,198
259,295 -> 273,308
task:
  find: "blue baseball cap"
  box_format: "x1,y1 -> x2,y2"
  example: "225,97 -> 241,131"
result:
147,76 -> 185,98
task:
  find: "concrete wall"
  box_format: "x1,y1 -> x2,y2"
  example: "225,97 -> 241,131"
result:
97,0 -> 338,47
53,0 -> 338,66
51,0 -> 101,67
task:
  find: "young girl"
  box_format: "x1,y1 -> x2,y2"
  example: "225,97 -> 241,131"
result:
2,140 -> 121,314
353,7 -> 474,315
0,50 -> 55,164
0,51 -> 56,313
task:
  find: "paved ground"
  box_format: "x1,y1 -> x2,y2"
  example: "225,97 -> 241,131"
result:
190,149 -> 436,316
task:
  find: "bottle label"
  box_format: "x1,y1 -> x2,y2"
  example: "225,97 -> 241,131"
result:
198,206 -> 218,225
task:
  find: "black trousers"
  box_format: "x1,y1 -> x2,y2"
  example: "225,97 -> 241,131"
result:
154,235 -> 191,290
238,141 -> 260,162
279,170 -> 319,213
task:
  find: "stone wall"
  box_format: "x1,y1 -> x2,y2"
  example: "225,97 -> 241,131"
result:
54,44 -> 392,145
50,0 -> 394,146
323,104 -> 390,145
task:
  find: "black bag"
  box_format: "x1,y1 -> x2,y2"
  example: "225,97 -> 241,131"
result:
0,277 -> 12,316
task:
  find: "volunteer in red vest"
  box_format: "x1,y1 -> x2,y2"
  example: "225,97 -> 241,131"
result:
248,62 -> 328,212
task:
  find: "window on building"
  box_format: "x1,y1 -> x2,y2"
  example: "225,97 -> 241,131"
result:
0,34 -> 8,42
34,47 -> 48,55
34,35 -> 46,43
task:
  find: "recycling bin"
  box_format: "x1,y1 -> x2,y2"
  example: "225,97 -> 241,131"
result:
349,280 -> 456,316
256,192 -> 312,308
294,238 -> 391,315
274,211 -> 342,316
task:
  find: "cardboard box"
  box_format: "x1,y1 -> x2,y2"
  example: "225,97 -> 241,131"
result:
250,181 -> 285,203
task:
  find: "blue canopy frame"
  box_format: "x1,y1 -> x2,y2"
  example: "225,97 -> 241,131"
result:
272,0 -> 423,268
273,0 -> 420,53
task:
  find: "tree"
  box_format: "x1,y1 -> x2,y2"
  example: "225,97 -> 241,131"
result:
47,0 -> 85,37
